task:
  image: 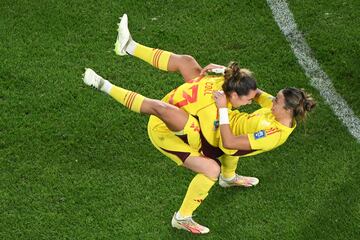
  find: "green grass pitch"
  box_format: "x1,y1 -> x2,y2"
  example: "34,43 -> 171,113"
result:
1,0 -> 359,239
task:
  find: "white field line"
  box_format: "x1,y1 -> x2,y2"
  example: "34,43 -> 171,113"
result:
267,0 -> 360,142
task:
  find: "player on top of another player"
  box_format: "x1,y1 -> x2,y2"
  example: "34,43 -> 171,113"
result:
83,66 -> 258,235
83,14 -> 316,235
114,14 -> 258,156
113,15 -> 263,234
83,59 -> 259,235
113,13 -> 314,187
83,66 -> 316,235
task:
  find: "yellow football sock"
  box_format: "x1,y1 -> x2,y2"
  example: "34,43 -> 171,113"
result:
220,155 -> 239,179
133,43 -> 172,71
178,173 -> 216,217
109,85 -> 145,113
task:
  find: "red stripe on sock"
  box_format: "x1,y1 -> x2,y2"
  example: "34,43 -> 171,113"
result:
152,49 -> 161,67
155,50 -> 164,68
152,49 -> 163,68
125,92 -> 136,108
124,92 -> 131,107
128,93 -> 138,109
128,92 -> 137,108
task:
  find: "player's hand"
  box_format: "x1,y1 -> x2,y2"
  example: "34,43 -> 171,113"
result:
200,63 -> 226,76
213,90 -> 227,108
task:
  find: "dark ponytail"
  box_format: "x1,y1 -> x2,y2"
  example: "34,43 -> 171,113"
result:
222,61 -> 257,96
282,87 -> 316,122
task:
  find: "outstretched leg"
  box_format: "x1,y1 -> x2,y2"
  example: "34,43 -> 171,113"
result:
83,68 -> 189,132
84,68 -> 220,234
85,68 -> 215,233
114,14 -> 202,82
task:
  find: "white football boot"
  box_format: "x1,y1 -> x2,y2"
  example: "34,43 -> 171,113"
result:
219,174 -> 259,188
114,13 -> 132,56
171,212 -> 210,234
83,68 -> 105,90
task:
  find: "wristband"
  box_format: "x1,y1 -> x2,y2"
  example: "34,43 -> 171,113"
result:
219,108 -> 229,125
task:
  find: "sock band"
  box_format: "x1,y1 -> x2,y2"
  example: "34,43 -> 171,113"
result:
125,92 -> 138,109
152,49 -> 164,69
109,86 -> 145,113
132,43 -> 172,71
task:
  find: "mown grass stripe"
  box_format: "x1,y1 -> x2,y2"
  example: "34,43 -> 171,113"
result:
267,0 -> 360,142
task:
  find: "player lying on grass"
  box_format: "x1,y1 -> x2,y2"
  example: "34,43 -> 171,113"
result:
83,14 -> 316,234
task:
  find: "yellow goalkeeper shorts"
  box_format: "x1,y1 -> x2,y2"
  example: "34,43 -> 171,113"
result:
147,115 -> 202,165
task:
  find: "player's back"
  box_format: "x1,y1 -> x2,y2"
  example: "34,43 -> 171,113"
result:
162,75 -> 226,146
162,75 -> 224,115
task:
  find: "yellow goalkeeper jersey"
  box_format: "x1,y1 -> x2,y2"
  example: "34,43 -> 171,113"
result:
220,92 -> 296,156
162,75 -> 296,157
162,75 -> 230,147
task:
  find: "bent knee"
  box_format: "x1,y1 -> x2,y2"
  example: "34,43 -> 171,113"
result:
183,55 -> 201,69
205,162 -> 220,179
181,55 -> 196,64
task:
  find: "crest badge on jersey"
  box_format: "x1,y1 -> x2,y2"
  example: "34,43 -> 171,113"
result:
213,120 -> 219,130
254,130 -> 266,140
